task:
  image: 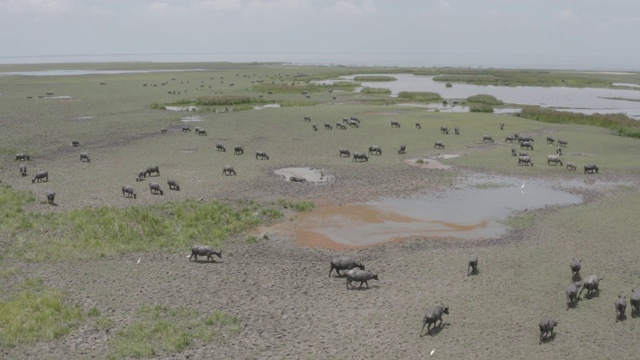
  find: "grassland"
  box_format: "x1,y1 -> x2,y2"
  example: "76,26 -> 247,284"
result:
1,63 -> 640,359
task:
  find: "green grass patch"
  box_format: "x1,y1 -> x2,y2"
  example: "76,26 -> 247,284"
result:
397,91 -> 442,102
254,81 -> 358,94
469,104 -> 494,113
108,305 -> 240,359
466,94 -> 504,105
0,185 -> 284,262
360,87 -> 392,95
500,212 -> 536,230
0,267 -> 19,279
279,100 -> 318,107
431,69 -> 618,88
0,279 -> 83,349
277,199 -> 316,212
353,75 -> 396,82
517,106 -> 640,138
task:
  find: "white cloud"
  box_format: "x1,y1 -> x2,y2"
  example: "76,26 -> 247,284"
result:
322,0 -> 379,18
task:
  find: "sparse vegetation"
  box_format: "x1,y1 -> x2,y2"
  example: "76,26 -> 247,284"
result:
469,104 -> 494,113
354,75 -> 396,82
466,94 -> 504,105
277,199 -> 316,212
397,91 -> 442,102
360,87 -> 392,95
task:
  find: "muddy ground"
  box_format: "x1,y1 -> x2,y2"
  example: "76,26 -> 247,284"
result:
3,166 -> 639,360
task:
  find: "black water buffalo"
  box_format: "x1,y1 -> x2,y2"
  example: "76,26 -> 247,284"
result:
348,120 -> 359,128
216,144 -> 226,152
182,126 -> 191,132
579,275 -> 604,298
631,289 -> 640,318
499,122 -> 505,130
566,162 -> 577,171
255,151 -> 269,160
195,128 -> 207,136
511,148 -> 517,156
329,256 -> 365,277
539,318 -> 559,343
324,123 -> 333,130
167,179 -> 180,190
547,155 -> 562,166
440,126 -> 449,134
420,304 -> 449,337
304,115 -> 311,122
352,152 -> 369,162
234,146 -> 244,155
398,145 -> 406,154
615,295 -> 627,320
391,120 -> 400,128
584,164 -> 599,174
144,166 -> 160,177
454,127 -> 461,135
136,170 -> 145,182
546,136 -> 556,144
505,136 -> 517,143
339,149 -> 351,158
570,258 -> 581,279
312,124 -> 318,131
558,139 -> 568,147
518,156 -> 533,166
46,191 -> 56,205
518,135 -> 534,143
19,164 -> 27,176
160,128 -> 167,134
71,139 -> 80,147
346,269 -> 378,290
468,255 -> 478,276
483,135 -> 494,143
80,152 -> 91,162
32,170 -> 48,183
566,282 -> 581,309
149,182 -> 164,195
16,153 -> 31,161
122,185 -> 137,199
190,245 -> 222,262
368,145 -> 382,155
415,122 -> 422,129
222,166 -> 236,176
434,141 -> 445,149
520,141 -> 534,150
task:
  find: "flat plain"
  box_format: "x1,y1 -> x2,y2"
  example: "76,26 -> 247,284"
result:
1,63 -> 640,359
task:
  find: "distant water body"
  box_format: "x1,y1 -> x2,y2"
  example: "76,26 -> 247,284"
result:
1,52 -> 638,71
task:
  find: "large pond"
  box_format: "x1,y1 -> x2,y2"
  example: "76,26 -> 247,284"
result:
329,74 -> 640,119
289,175 -> 585,249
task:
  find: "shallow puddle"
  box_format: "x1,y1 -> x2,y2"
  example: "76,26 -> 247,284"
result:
288,176 -> 583,249
274,167 -> 333,183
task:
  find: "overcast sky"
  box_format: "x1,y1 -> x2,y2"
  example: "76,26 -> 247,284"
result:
1,0 -> 638,62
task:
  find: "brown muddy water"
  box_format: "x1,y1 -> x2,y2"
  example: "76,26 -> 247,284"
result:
278,176 -> 584,249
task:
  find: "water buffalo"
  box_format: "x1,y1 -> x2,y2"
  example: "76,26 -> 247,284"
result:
440,126 -> 449,134
255,151 -> 269,160
222,166 -> 236,176
570,258 -> 581,279
44,191 -> 56,205
196,128 -> 207,136
144,166 -> 160,177
454,127 -> 461,135
324,123 -> 333,130
579,275 -> 604,298
518,156 -> 533,166
505,136 -> 517,143
368,145 -> 382,155
149,182 -> 163,195
546,136 -> 556,145
329,256 -> 364,277
80,152 -> 91,162
519,135 -> 534,143
566,282 -> 582,309
558,139 -> 568,147
136,170 -> 145,182
547,155 -> 562,166
468,255 -> 478,276
566,162 -> 577,171
398,145 -> 406,154
167,179 -> 180,190
339,149 -> 351,158
434,141 -> 445,149
122,185 -> 137,199
520,141 -> 533,150
19,164 -> 27,176
348,120 -> 359,128
584,164 -> 599,174
615,295 -> 627,320
160,128 -> 167,134
16,153 -> 31,161
391,120 -> 400,128
415,122 -> 421,129
352,152 -> 368,162
71,139 -> 80,147
312,124 -> 318,131
483,135 -> 494,143
539,317 -> 559,343
234,146 -> 244,155
420,304 -> 449,337
336,123 -> 347,130
216,144 -> 226,152
304,116 -> 311,122
500,122 -> 505,130
631,289 -> 640,317
350,116 -> 360,123
556,147 -> 563,156
346,269 -> 378,290
182,126 -> 191,132
511,148 -> 517,156
518,152 -> 529,157
32,170 -> 48,183
190,245 -> 222,262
